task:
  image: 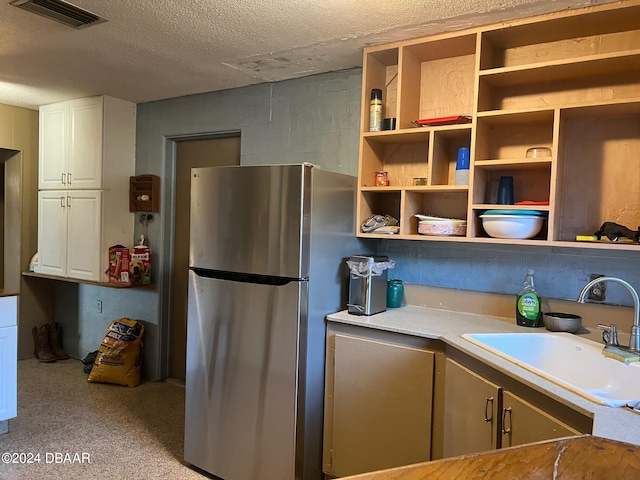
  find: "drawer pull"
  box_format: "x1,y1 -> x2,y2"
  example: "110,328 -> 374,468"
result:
484,397 -> 494,422
501,407 -> 512,434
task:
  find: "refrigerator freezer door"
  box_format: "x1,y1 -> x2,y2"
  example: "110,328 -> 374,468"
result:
185,269 -> 302,480
190,164 -> 308,278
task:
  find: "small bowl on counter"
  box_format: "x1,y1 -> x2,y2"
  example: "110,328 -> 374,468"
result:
480,210 -> 545,239
543,312 -> 582,333
415,214 -> 467,236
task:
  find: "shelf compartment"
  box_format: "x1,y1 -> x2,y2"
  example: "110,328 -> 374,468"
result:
404,190 -> 468,236
479,50 -> 640,87
478,69 -> 640,113
357,190 -> 402,236
360,135 -> 429,188
362,47 -> 399,133
475,112 -> 554,162
480,5 -> 640,70
556,106 -> 640,242
472,165 -> 552,207
471,209 -> 549,242
398,34 -> 477,130
431,128 -> 472,187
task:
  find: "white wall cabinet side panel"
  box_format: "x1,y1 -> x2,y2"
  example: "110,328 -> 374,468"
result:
66,191 -> 102,282
38,102 -> 69,189
0,296 -> 18,422
68,97 -> 103,189
37,191 -> 68,277
0,325 -> 17,421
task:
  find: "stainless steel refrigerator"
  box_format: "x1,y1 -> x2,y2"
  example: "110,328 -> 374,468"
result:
184,164 -> 362,480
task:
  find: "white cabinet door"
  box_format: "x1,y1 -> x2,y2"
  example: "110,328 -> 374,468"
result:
66,191 -> 102,281
0,296 -> 17,422
68,97 -> 103,189
37,191 -> 102,281
37,190 -> 68,276
39,102 -> 69,189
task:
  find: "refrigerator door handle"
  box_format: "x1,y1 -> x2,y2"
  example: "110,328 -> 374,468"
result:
190,267 -> 300,286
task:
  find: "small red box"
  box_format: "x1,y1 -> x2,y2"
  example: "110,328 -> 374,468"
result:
109,245 -> 132,286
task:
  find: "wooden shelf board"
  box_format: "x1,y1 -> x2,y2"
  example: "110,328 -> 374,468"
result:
363,129 -> 430,144
472,204 -> 550,212
479,50 -> 640,87
476,109 -> 555,124
474,159 -> 552,170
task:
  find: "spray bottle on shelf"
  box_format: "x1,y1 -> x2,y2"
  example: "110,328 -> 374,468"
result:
516,269 -> 542,327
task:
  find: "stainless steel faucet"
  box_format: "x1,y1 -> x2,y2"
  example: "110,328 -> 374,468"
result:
577,277 -> 640,352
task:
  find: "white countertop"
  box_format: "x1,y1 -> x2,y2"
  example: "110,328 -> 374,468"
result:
327,305 -> 640,446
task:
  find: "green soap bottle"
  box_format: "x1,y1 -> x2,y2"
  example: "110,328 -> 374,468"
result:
516,269 -> 542,327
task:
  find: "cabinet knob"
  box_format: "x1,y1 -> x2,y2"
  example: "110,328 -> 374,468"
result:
67,172 -> 71,185
60,197 -> 65,208
61,173 -> 66,185
484,396 -> 494,422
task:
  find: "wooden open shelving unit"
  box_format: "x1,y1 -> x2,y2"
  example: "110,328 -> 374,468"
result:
356,0 -> 640,250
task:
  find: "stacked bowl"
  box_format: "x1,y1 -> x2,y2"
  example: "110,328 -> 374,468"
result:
479,210 -> 545,239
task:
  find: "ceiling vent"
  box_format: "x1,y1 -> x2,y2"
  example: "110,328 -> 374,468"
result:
10,0 -> 107,29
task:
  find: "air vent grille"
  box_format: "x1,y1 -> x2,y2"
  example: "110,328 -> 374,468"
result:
10,0 -> 107,29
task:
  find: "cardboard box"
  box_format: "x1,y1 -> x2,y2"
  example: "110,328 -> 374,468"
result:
109,245 -> 151,286
109,246 -> 132,286
130,245 -> 151,285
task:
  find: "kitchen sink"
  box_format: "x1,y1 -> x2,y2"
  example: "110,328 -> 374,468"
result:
461,332 -> 640,407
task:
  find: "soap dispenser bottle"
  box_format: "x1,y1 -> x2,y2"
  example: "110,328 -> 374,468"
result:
516,269 -> 542,327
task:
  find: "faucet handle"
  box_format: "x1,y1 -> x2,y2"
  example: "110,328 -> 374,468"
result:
597,324 -> 619,346
630,325 -> 640,352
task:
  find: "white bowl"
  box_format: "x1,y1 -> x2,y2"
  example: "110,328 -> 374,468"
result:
480,214 -> 544,239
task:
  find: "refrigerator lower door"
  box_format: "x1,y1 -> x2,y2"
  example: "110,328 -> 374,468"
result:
185,269 -> 303,480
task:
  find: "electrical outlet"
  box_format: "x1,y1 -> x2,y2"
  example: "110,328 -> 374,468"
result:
588,274 -> 606,301
97,300 -> 103,314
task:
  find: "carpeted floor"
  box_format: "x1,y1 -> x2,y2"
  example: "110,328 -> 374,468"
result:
0,357 -> 211,479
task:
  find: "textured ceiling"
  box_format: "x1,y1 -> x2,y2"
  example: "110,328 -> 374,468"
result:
0,0 -> 616,110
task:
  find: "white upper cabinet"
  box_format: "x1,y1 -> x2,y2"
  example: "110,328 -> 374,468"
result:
68,97 -> 103,189
39,101 -> 69,189
38,96 -> 136,191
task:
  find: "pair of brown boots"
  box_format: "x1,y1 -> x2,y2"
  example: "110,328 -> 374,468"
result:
32,323 -> 69,363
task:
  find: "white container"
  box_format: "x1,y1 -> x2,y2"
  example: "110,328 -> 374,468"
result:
480,214 -> 544,239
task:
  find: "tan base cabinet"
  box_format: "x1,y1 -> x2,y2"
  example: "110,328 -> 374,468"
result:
444,358 -> 582,458
323,327 -> 436,478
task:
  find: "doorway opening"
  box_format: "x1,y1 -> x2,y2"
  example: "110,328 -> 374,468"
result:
167,135 -> 240,381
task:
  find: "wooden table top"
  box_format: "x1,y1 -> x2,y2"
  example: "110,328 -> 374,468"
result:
339,435 -> 640,479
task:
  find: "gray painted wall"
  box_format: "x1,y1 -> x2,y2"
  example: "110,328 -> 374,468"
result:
57,67 -> 640,381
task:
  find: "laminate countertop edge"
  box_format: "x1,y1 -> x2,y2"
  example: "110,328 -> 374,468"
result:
335,435 -> 640,480
0,289 -> 19,297
326,306 -> 640,446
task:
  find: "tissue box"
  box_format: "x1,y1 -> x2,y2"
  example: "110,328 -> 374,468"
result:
108,245 -> 151,286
